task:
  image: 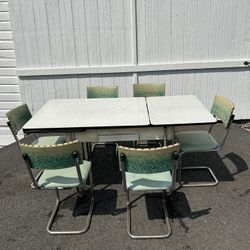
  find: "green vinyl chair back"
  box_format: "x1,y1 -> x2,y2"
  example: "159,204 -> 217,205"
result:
20,140 -> 83,170
6,104 -> 32,135
211,95 -> 235,128
118,144 -> 179,174
87,86 -> 118,98
133,83 -> 165,97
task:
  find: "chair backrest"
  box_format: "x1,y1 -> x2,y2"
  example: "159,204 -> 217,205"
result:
133,83 -> 165,97
20,140 -> 83,170
87,86 -> 118,98
6,104 -> 32,135
210,95 -> 235,128
118,144 -> 179,174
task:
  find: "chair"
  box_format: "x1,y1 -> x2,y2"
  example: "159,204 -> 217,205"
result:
87,86 -> 118,98
6,103 -> 66,147
133,83 -> 165,97
20,140 -> 94,235
118,144 -> 180,239
86,85 -> 119,158
175,95 -> 235,187
133,83 -> 165,148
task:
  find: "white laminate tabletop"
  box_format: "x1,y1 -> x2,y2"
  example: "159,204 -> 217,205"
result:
147,95 -> 216,125
23,98 -> 150,132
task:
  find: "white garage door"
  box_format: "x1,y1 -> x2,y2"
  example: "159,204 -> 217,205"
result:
0,0 -> 21,148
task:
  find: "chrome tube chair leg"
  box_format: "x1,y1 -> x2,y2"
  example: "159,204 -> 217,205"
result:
47,170 -> 94,235
178,152 -> 219,187
126,190 -> 171,239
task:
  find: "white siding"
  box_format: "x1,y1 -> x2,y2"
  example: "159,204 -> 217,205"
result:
0,0 -> 20,147
7,0 -> 250,119
9,0 -> 132,68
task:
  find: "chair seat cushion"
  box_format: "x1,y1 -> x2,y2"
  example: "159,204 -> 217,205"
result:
175,130 -> 218,152
32,136 -> 66,146
125,171 -> 172,191
38,161 -> 91,188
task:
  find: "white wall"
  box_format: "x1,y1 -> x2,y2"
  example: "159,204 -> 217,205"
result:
0,0 -> 20,147
8,0 -> 250,118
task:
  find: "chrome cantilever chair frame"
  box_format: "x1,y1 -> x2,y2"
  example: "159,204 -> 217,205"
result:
118,145 -> 179,239
45,173 -> 94,235
7,120 -> 21,146
125,189 -> 171,239
176,95 -> 235,187
21,141 -> 94,235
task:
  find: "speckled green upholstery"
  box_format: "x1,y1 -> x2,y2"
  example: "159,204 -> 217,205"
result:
6,104 -> 32,134
31,136 -> 66,146
20,141 -> 83,169
175,130 -> 218,152
118,144 -> 179,191
87,86 -> 118,98
37,162 -> 91,188
118,144 -> 179,174
133,83 -> 165,97
211,95 -> 235,127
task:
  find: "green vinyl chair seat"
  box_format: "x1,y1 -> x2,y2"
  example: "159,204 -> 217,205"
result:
125,171 -> 172,191
175,130 -> 218,152
32,136 -> 66,146
38,161 -> 91,188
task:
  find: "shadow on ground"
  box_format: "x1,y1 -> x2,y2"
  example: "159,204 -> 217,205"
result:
0,124 -> 250,250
